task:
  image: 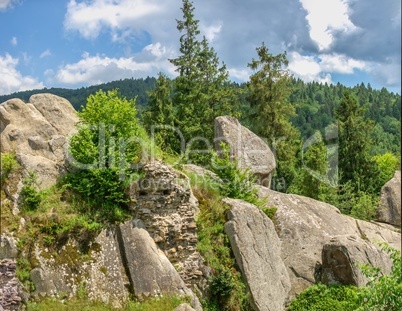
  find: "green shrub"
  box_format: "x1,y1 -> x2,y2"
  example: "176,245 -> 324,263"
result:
210,143 -> 265,208
288,283 -> 358,311
262,206 -> 277,220
0,152 -> 19,181
20,172 -> 42,211
355,243 -> 402,311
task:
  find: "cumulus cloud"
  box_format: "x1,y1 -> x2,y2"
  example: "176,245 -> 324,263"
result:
54,43 -> 175,86
62,0 -> 400,90
300,0 -> 358,51
0,54 -> 44,95
288,51 -> 367,84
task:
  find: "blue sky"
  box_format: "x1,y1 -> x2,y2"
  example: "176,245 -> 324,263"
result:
0,0 -> 400,95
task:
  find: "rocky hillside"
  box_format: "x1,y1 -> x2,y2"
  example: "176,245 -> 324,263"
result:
0,94 -> 400,311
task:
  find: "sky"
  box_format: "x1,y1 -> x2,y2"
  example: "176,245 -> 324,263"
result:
0,0 -> 400,96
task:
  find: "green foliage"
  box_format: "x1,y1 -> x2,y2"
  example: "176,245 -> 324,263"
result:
246,42 -> 301,189
349,191 -> 377,221
191,173 -> 250,311
20,172 -> 42,211
144,0 -> 240,165
66,89 -> 144,223
355,243 -> 402,311
288,283 -> 358,311
0,152 -> 19,181
372,152 -> 399,190
16,258 -> 35,292
261,206 -> 277,220
70,89 -> 141,169
210,143 -> 265,208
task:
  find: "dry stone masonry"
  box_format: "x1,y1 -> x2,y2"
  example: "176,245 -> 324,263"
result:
128,162 -> 209,297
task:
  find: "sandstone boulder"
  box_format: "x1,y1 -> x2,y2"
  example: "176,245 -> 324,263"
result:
118,221 -> 201,310
214,116 -> 276,187
174,303 -> 196,311
258,186 -> 401,300
377,171 -> 401,226
224,198 -> 291,311
0,94 -> 78,189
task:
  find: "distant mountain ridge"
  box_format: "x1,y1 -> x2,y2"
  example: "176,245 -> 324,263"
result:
0,76 -> 157,111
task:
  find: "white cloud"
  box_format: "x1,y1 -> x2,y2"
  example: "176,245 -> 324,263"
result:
228,68 -> 250,82
300,0 -> 358,50
0,54 -> 44,95
55,43 -> 176,86
40,49 -> 51,58
64,0 -> 165,39
201,22 -> 222,42
10,36 -> 17,46
288,51 -> 367,84
0,0 -> 20,11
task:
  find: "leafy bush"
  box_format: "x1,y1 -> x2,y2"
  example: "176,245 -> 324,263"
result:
0,152 -> 19,181
261,206 -> 277,220
288,283 -> 358,311
20,172 -> 42,211
65,89 -> 145,222
355,243 -> 402,311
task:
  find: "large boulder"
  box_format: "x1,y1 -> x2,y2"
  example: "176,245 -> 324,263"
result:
214,116 -> 276,187
224,198 -> 291,311
118,221 -> 201,311
0,94 -> 78,189
29,228 -> 130,308
377,171 -> 401,227
258,186 -> 401,300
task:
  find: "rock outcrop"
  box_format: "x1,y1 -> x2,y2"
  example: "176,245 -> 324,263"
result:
377,171 -> 401,227
119,222 -> 201,310
0,94 -> 78,189
258,186 -> 401,300
214,116 -> 276,187
224,198 -> 291,311
128,162 -> 209,297
0,236 -> 18,260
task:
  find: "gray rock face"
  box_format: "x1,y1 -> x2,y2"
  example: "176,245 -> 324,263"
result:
214,116 -> 276,187
0,94 -> 78,189
174,303 -> 196,311
321,235 -> 393,286
258,186 -> 401,300
377,171 -> 401,226
30,229 -> 130,308
118,221 -> 201,310
224,198 -> 291,311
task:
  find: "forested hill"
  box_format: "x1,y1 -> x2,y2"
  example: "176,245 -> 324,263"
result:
0,76 -> 400,154
0,76 -> 157,111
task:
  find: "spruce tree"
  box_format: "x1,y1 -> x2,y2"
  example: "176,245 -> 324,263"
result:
247,42 -> 301,189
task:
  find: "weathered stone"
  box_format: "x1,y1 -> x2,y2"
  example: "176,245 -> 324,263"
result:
30,229 -> 130,308
0,236 -> 18,260
118,221 -> 202,311
214,116 -> 276,187
128,162 -> 209,298
0,259 -> 27,311
377,171 -> 401,226
321,235 -> 393,286
224,198 -> 291,311
0,94 -> 78,189
258,186 -> 401,300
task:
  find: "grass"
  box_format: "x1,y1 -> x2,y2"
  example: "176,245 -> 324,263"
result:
27,295 -> 186,311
